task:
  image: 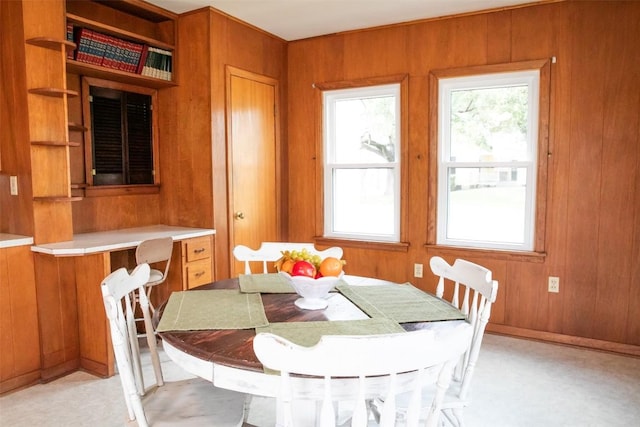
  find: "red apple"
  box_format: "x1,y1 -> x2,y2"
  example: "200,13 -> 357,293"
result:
291,260 -> 316,278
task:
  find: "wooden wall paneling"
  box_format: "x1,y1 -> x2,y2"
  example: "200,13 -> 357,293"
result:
535,3 -> 571,334
406,75 -> 429,264
561,2 -> 609,339
161,10 -> 212,229
504,260 -> 547,330
629,106 -> 640,346
0,246 -> 41,394
287,1 -> 640,352
342,27 -> 408,79
592,2 -> 640,343
287,36 -> 345,242
510,4 -> 559,62
32,201 -> 73,244
0,0 -> 34,235
406,20 -> 450,74
448,15 -> 490,67
486,10 -> 512,64
74,252 -> 112,376
72,195 -> 162,233
210,12 -> 232,280
405,22 -> 441,275
34,253 -> 80,381
629,3 -> 640,344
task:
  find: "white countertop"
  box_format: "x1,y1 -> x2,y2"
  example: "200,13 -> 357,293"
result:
0,233 -> 34,249
31,225 -> 215,256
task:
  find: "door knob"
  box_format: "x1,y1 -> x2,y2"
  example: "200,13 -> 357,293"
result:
234,211 -> 245,220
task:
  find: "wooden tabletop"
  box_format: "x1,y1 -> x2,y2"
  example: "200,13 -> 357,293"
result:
157,276 -> 446,373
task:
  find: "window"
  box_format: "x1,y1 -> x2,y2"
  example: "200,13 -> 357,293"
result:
322,83 -> 401,242
82,77 -> 159,191
432,60 -> 550,252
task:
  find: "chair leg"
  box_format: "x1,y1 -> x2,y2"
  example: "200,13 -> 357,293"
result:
146,285 -> 156,315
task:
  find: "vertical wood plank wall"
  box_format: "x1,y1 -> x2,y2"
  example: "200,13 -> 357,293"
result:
286,1 -> 640,351
0,0 -> 34,236
160,8 -> 287,280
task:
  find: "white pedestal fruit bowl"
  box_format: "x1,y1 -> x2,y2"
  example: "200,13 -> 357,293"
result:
279,271 -> 344,310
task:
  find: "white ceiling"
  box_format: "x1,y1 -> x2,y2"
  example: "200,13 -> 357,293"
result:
146,0 -> 544,41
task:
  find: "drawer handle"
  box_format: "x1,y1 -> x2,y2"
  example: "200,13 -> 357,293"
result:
193,248 -> 206,254
195,271 -> 205,277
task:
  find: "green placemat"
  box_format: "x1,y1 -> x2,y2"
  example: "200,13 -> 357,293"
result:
336,283 -> 466,323
239,273 -> 295,293
156,289 -> 268,332
255,318 -> 405,348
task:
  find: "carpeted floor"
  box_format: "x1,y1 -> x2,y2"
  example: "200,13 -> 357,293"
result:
1,333 -> 639,426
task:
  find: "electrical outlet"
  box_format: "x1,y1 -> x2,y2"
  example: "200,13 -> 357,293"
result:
10,176 -> 18,195
414,263 -> 423,278
548,276 -> 560,293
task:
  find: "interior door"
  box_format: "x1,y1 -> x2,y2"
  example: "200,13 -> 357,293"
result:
227,67 -> 279,276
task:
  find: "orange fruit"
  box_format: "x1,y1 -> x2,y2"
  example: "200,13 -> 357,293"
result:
280,259 -> 296,274
319,257 -> 343,277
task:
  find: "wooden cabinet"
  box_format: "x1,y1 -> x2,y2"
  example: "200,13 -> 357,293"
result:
65,0 -> 178,88
182,236 -> 214,289
0,245 -> 41,394
30,227 -> 215,378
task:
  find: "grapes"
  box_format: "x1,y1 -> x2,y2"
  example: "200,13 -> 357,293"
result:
276,248 -> 323,270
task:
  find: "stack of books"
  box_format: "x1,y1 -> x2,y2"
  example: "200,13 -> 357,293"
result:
67,24 -> 173,81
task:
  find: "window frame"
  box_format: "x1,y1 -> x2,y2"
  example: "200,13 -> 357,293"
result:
314,75 -> 409,251
81,77 -> 160,197
427,60 -> 551,256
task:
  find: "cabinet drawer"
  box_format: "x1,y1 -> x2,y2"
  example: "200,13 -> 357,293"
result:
185,258 -> 212,289
184,236 -> 212,262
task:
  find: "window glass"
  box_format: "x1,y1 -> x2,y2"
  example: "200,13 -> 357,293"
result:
323,84 -> 400,242
437,71 -> 539,251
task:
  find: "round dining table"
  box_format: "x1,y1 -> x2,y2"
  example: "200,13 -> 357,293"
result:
156,274 -> 465,398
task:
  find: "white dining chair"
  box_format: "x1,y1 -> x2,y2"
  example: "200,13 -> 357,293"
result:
374,256 -> 499,427
101,264 -> 247,427
134,237 -> 174,314
253,322 -> 473,427
233,242 -> 343,275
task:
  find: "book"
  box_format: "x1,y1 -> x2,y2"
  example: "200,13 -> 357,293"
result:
74,27 -> 93,64
90,31 -> 109,65
66,23 -> 75,59
136,45 -> 149,74
100,34 -> 118,69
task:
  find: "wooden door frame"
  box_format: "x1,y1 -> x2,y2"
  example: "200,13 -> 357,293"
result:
224,65 -> 282,273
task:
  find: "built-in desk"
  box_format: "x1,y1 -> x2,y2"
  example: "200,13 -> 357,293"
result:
30,225 -> 216,380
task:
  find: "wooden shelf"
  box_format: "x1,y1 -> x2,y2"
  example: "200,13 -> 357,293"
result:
68,122 -> 87,132
28,88 -> 79,97
66,13 -> 174,51
33,196 -> 83,202
26,37 -> 76,52
71,183 -> 88,189
31,140 -> 81,147
65,0 -> 177,87
66,60 -> 175,89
